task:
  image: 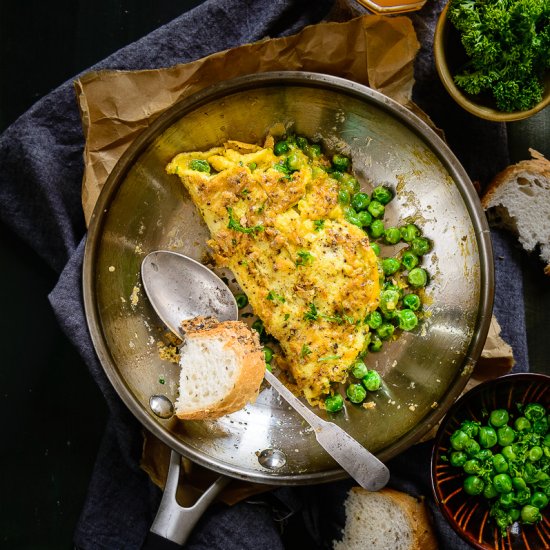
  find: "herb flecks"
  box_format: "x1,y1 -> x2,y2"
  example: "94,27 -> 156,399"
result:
318,355 -> 341,362
313,219 -> 325,231
301,344 -> 312,358
296,250 -> 314,267
267,290 -> 285,303
227,207 -> 264,234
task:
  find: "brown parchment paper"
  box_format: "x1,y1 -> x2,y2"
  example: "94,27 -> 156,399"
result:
75,12 -> 515,503
75,14 -> 420,226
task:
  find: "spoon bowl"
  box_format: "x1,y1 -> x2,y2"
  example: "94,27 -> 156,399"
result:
141,249 -> 390,491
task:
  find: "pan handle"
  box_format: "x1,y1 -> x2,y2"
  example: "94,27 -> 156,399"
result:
142,450 -> 230,549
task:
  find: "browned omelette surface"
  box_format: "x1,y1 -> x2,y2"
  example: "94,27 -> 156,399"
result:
166,138 -> 380,405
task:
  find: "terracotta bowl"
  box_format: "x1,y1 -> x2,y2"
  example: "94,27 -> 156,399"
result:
431,373 -> 550,549
434,5 -> 550,122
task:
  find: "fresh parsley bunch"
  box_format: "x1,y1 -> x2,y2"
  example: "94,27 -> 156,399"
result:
447,0 -> 550,112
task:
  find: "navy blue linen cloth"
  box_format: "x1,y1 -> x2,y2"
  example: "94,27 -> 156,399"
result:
0,0 -> 529,548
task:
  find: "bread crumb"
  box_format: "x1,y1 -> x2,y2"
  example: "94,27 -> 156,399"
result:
130,285 -> 140,307
431,401 -> 438,409
108,265 -> 115,272
157,341 -> 180,363
362,401 -> 376,410
409,404 -> 417,411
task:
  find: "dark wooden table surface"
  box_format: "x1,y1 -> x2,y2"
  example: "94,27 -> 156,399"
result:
1,1 -> 548,547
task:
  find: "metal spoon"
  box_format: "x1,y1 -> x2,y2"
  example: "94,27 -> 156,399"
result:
141,250 -> 390,491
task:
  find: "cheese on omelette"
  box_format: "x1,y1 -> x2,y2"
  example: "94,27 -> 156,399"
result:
166,138 -> 380,405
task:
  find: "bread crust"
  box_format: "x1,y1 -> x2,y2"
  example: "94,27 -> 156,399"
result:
175,317 -> 265,420
481,149 -> 550,209
337,487 -> 438,550
482,149 -> 550,274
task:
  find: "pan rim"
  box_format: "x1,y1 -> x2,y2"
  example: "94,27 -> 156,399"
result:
82,70 -> 494,485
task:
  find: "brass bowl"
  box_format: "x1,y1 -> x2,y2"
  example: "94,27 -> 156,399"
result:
431,373 -> 550,549
434,5 -> 550,122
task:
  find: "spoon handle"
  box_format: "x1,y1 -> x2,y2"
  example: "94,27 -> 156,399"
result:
264,370 -> 389,491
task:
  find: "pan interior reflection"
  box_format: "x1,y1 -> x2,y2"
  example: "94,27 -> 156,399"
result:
258,448 -> 287,469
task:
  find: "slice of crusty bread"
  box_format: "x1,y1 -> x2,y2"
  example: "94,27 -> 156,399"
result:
482,149 -> 550,275
174,316 -> 265,420
333,487 -> 438,550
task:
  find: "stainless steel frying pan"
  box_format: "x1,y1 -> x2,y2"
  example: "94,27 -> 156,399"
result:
82,71 -> 493,544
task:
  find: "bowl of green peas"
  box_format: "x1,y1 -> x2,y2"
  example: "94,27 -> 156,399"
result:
432,373 -> 550,549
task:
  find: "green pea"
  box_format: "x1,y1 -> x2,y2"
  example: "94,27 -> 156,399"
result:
367,200 -> 385,219
410,237 -> 432,256
332,153 -> 350,172
499,492 -> 515,509
479,426 -> 498,448
530,491 -> 548,509
338,189 -> 351,205
382,258 -> 401,276
340,173 -> 360,194
235,293 -> 249,309
369,219 -> 385,239
512,477 -> 527,491
287,153 -> 304,172
407,267 -> 428,288
330,170 -> 344,181
379,289 -> 400,317
357,210 -> 373,228
524,403 -> 546,422
463,475 -> 484,496
497,426 -> 515,447
252,319 -> 265,336
464,438 -> 481,456
362,370 -> 382,391
248,162 -> 257,171
274,140 -> 290,155
351,192 -> 371,211
501,445 -> 517,461
369,334 -> 383,352
401,251 -> 419,271
325,393 -> 344,413
351,361 -> 369,379
475,448 -> 493,461
492,453 -> 509,473
263,346 -> 274,363
483,481 -> 499,499
450,430 -> 470,451
463,459 -> 481,474
296,136 -> 309,150
490,409 -> 509,428
344,207 -> 362,227
514,416 -> 532,432
493,473 -> 513,494
384,227 -> 401,245
189,159 -> 211,173
450,451 -> 468,467
509,508 -> 521,521
366,311 -> 383,329
346,383 -> 367,404
377,322 -> 395,340
371,185 -> 393,205
371,243 -> 380,256
516,489 -> 532,505
400,224 -> 420,242
533,417 -> 549,434
306,143 -> 322,158
460,420 -> 479,437
403,293 -> 421,311
265,362 -> 272,372
529,446 -> 543,462
521,504 -> 542,524
397,309 -> 418,331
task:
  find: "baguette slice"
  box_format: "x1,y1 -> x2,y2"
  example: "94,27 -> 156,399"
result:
174,317 -> 265,420
482,149 -> 550,275
333,487 -> 438,550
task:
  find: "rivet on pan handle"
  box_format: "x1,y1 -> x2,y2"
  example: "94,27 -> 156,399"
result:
142,450 -> 230,548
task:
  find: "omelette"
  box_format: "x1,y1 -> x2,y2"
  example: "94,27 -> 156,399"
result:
166,137 -> 380,406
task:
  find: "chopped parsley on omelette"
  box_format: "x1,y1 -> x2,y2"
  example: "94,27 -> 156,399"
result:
166,137 -> 380,406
